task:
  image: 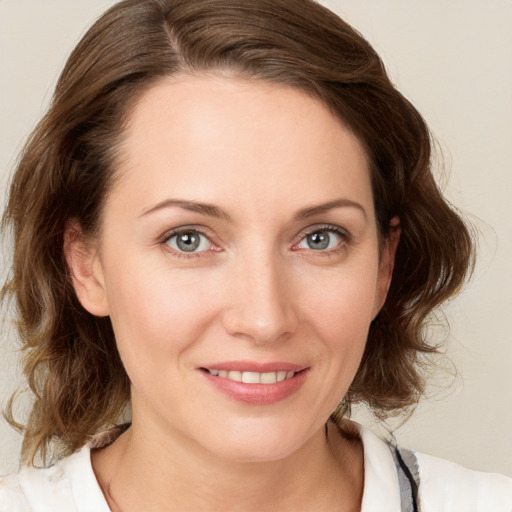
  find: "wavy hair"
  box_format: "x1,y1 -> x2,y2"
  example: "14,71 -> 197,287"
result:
2,0 -> 474,465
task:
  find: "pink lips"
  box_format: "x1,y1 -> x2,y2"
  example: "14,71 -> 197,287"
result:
200,361 -> 309,405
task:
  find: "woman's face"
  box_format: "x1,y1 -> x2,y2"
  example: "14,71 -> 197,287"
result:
71,75 -> 395,462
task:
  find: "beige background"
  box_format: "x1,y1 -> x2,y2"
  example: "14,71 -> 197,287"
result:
1,1 -> 511,476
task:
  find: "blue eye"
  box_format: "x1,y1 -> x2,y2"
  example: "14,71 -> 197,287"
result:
166,230 -> 211,253
297,229 -> 343,251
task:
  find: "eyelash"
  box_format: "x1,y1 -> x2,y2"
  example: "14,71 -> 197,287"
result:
293,224 -> 351,255
159,226 -> 217,260
159,223 -> 351,259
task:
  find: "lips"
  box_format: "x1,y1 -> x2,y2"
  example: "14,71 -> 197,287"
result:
200,362 -> 309,405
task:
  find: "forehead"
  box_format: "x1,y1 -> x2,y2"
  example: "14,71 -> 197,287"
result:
110,74 -> 374,220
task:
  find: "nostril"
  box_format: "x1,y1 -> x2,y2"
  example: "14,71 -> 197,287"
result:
220,303 -> 298,345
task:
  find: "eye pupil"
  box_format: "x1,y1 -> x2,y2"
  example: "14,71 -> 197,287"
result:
307,231 -> 330,250
176,232 -> 200,252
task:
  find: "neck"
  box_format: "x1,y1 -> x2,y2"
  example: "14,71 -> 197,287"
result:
92,419 -> 363,512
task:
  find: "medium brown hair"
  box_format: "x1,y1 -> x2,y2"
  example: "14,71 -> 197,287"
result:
2,0 -> 473,466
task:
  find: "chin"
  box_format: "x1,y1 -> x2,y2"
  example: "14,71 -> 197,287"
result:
196,416 -> 319,464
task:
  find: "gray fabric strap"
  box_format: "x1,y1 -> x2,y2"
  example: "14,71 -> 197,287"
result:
390,445 -> 420,512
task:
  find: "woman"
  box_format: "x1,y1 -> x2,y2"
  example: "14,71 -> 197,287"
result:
1,0 -> 511,510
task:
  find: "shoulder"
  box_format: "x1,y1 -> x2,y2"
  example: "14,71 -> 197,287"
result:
352,421 -> 512,512
0,473 -> 31,512
0,445 -> 109,512
413,450 -> 512,512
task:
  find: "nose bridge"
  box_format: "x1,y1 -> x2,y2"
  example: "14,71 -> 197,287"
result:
223,245 -> 297,344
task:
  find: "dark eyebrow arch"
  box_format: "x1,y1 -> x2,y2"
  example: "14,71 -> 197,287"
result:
139,199 -> 230,220
140,198 -> 366,222
294,199 -> 367,221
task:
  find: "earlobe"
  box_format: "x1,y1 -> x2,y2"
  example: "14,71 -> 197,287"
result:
373,217 -> 401,318
64,221 -> 109,317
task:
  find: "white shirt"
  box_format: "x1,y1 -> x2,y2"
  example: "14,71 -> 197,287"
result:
1,424 -> 511,511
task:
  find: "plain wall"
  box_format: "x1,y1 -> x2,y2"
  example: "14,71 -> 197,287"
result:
1,1 -> 511,476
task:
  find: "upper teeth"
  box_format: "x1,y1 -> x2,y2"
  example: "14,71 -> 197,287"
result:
208,369 -> 296,384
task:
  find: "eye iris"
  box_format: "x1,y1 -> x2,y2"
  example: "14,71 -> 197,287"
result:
307,231 -> 330,250
176,232 -> 201,252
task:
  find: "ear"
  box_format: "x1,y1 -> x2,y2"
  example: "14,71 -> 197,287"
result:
64,221 -> 109,317
372,216 -> 401,319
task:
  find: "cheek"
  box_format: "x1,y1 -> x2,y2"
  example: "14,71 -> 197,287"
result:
278,263 -> 380,418
104,261 -> 222,367
297,261 -> 380,376
302,264 -> 379,331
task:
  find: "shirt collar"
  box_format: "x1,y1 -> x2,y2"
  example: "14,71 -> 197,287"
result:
355,422 -> 402,512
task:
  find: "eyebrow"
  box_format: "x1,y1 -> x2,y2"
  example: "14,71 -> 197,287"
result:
140,199 -> 230,219
139,197 -> 367,221
294,199 -> 367,221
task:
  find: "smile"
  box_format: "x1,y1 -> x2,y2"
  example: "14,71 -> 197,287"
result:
206,369 -> 296,384
201,366 -> 309,405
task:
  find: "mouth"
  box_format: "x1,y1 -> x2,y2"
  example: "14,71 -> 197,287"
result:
200,365 -> 309,405
201,368 -> 299,384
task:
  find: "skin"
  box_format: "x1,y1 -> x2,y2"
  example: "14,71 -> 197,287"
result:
67,75 -> 399,511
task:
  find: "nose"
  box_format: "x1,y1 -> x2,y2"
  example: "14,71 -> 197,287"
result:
221,251 -> 298,345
